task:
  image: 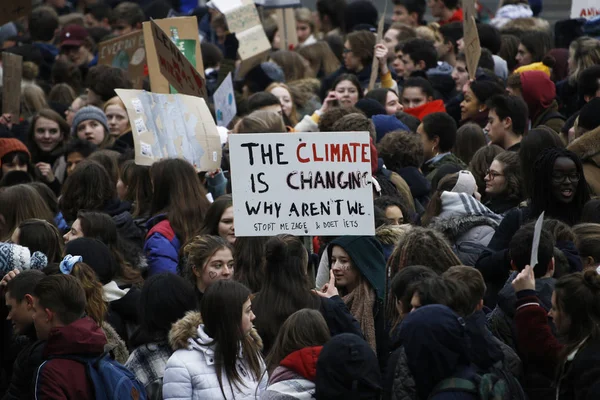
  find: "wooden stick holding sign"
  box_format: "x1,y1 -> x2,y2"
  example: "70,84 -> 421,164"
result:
145,19 -> 207,98
462,0 -> 480,80
2,53 -> 22,123
275,8 -> 298,51
368,3 -> 387,92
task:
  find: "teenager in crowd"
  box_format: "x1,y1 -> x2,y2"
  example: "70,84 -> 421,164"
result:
103,96 -> 133,153
460,80 -> 505,128
453,123 -> 487,166
483,151 -> 525,214
10,219 -> 63,263
200,194 -> 235,245
163,280 -> 267,399
485,94 -> 529,151
572,223 -> 600,271
0,184 -> 55,242
418,112 -> 466,181
71,105 -> 115,148
117,160 -> 152,229
0,139 -> 33,182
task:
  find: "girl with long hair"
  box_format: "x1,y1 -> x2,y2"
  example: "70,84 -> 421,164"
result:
0,184 -> 55,241
200,195 -> 235,245
144,159 -> 211,275
11,219 -> 64,263
233,236 -> 268,293
163,280 -> 267,399
484,151 -> 525,214
262,309 -> 331,398
252,235 -> 361,355
117,160 -> 152,226
183,235 -> 234,305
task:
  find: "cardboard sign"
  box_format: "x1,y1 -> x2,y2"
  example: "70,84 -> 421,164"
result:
462,0 -> 481,80
255,0 -> 301,8
214,73 -> 236,128
214,0 -> 271,60
143,17 -> 206,97
0,0 -> 32,26
116,89 -> 221,171
98,31 -> 146,89
571,0 -> 600,18
2,53 -> 22,122
368,3 -> 387,92
275,8 -> 298,51
229,132 -> 376,237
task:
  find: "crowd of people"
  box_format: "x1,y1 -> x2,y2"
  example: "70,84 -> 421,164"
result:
1,0 -> 600,399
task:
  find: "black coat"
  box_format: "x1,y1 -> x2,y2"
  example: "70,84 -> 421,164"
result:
558,340 -> 600,400
1,325 -> 45,400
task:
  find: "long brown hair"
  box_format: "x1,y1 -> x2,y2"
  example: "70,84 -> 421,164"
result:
269,50 -> 311,81
265,309 -> 330,373
182,235 -> 233,287
120,160 -> 152,218
0,184 -> 55,241
16,219 -> 64,263
27,108 -> 70,161
233,236 -> 268,293
149,159 -> 211,246
297,41 -> 341,78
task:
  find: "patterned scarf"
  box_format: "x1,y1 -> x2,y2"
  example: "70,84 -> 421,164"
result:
343,280 -> 377,352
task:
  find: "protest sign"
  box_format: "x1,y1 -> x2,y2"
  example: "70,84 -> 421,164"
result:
462,0 -> 481,80
2,53 -> 22,122
116,89 -> 221,171
275,8 -> 298,51
98,31 -> 146,89
213,0 -> 271,60
214,73 -> 236,128
255,0 -> 301,8
571,0 -> 600,18
368,3 -> 387,92
0,0 -> 32,26
143,16 -> 206,97
229,132 -> 375,237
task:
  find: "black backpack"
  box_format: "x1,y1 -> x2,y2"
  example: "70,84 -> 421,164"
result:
428,367 -> 526,400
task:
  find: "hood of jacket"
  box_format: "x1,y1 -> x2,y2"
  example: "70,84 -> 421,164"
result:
464,310 -> 504,371
399,305 -> 471,399
168,311 -> 263,352
43,316 -> 107,357
497,271 -> 556,318
428,61 -> 453,76
435,191 -> 502,221
430,214 -> 499,243
568,125 -> 600,167
404,99 -> 446,121
280,346 -> 322,382
328,236 -> 386,300
520,71 -> 556,120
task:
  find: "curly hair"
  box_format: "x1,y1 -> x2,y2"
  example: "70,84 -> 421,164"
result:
318,106 -> 363,132
331,113 -> 376,140
491,151 -> 524,203
468,145 -> 504,196
377,130 -> 424,170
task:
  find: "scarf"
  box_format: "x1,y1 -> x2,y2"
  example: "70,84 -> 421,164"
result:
343,280 -> 376,352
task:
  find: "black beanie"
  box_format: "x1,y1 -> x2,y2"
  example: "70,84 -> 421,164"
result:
579,97 -> 600,131
355,98 -> 387,119
64,238 -> 118,285
344,0 -> 378,33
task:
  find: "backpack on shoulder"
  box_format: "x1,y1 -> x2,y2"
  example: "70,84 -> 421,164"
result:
36,352 -> 147,400
428,367 -> 526,400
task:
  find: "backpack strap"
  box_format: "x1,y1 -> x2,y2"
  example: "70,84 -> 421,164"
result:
428,377 -> 478,399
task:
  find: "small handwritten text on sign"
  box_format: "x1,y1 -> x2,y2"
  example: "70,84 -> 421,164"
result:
229,132 -> 375,237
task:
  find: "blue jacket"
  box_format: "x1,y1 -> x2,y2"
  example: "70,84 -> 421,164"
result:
143,215 -> 181,276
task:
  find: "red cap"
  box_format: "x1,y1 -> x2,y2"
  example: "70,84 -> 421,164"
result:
59,24 -> 89,48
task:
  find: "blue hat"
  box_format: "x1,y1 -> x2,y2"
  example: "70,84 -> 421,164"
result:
372,115 -> 410,143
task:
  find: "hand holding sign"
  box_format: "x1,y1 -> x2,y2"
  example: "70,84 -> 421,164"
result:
511,265 -> 536,293
368,3 -> 387,92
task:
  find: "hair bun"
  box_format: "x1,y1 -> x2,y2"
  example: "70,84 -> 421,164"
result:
542,55 -> 556,69
583,269 -> 600,291
265,236 -> 287,264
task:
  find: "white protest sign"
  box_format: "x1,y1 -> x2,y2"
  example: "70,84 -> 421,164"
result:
116,89 -> 222,172
214,73 -> 236,128
229,132 -> 375,237
571,0 -> 600,19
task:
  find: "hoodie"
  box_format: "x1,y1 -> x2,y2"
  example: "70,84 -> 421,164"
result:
567,125 -> 600,196
262,347 -> 322,400
372,115 -> 410,143
520,71 -> 564,132
404,100 -> 447,121
35,317 -> 107,400
103,199 -> 144,246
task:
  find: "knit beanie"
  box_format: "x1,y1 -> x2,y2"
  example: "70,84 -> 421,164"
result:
0,138 -> 31,161
71,106 -> 110,137
344,0 -> 378,32
244,62 -> 285,93
372,115 -> 410,143
355,98 -> 386,119
64,238 -> 118,285
0,243 -> 48,275
578,98 -> 600,131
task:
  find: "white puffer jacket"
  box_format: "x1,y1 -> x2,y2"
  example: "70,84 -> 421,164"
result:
163,311 -> 268,400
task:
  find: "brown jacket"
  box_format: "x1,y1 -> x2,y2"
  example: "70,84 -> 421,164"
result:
568,125 -> 600,196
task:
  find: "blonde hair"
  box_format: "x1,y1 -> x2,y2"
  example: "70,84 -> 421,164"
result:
294,8 -> 314,31
103,96 -> 131,134
21,83 -> 48,118
415,25 -> 439,43
266,82 -> 299,125
297,41 -> 341,78
235,110 -> 287,133
569,37 -> 600,84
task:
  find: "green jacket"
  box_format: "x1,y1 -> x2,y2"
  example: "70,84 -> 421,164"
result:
423,153 -> 467,182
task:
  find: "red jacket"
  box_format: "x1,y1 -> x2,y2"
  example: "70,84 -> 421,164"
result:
35,317 -> 107,399
404,100 -> 447,121
514,291 -> 563,379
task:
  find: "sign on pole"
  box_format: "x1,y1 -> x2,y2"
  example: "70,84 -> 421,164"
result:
229,132 -> 376,237
463,0 -> 481,80
116,89 -> 221,171
214,73 -> 236,128
368,3 -> 387,92
2,53 -> 22,123
98,31 -> 146,89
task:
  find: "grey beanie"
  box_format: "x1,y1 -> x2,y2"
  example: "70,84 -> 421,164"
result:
0,243 -> 48,275
71,106 -> 110,137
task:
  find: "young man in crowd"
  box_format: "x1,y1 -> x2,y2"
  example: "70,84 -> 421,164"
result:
85,65 -> 133,107
316,0 -> 346,37
391,0 -> 426,27
401,77 -> 446,120
58,25 -> 98,70
485,95 -> 529,152
3,270 -> 46,400
418,112 -> 465,180
28,6 -> 60,83
84,3 -> 113,30
428,0 -> 463,25
32,274 -> 107,398
110,2 -> 145,37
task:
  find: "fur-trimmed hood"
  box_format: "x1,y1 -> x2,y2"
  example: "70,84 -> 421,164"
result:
168,311 -> 263,352
430,215 -> 500,243
568,125 -> 600,166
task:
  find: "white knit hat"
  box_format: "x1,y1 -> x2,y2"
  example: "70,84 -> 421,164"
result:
0,243 -> 48,275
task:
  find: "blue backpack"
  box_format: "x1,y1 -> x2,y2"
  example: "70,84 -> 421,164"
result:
37,352 -> 147,400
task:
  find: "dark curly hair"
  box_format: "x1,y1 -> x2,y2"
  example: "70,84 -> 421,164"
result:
377,130 -> 424,170
318,106 -> 363,132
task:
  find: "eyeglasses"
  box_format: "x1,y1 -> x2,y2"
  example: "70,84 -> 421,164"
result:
343,48 -> 353,54
552,172 -> 580,184
485,170 -> 504,181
